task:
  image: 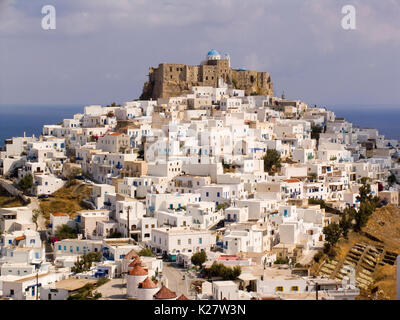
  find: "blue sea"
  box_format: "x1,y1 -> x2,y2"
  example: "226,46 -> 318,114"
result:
0,104 -> 399,146
0,105 -> 83,146
328,104 -> 400,141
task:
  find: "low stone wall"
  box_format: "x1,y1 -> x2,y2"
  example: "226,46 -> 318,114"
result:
0,178 -> 30,205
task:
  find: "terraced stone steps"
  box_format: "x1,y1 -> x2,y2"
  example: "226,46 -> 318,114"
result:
318,242 -> 397,291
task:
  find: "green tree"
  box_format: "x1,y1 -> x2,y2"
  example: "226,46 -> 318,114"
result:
323,222 -> 341,251
263,149 -> 282,173
311,125 -> 323,143
216,203 -> 229,211
388,173 -> 397,187
339,207 -> 355,239
71,252 -> 101,274
191,251 -> 207,267
55,224 -> 77,240
353,202 -> 373,232
67,283 -> 102,300
313,251 -> 323,263
18,174 -> 33,192
274,257 -> 289,264
109,230 -> 122,238
138,248 -> 154,257
308,172 -> 317,182
357,178 -> 373,203
32,208 -> 41,230
205,263 -> 241,280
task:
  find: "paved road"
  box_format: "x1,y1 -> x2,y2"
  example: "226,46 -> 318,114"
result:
162,262 -> 196,298
96,278 -> 127,300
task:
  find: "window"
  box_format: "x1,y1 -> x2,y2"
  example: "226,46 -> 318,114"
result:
291,286 -> 299,292
177,239 -> 181,245
58,245 -> 61,250
199,238 -> 202,244
188,239 -> 192,245
275,286 -> 284,292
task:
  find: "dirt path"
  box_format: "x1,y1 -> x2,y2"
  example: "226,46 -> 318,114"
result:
27,196 -> 47,231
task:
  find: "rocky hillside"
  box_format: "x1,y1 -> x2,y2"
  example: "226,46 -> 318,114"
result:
314,205 -> 400,300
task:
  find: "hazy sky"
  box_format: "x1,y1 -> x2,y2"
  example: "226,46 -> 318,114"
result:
0,0 -> 399,106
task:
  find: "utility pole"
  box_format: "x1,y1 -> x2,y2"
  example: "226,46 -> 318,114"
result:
127,206 -> 131,244
35,261 -> 42,301
316,282 -> 319,300
36,271 -> 39,300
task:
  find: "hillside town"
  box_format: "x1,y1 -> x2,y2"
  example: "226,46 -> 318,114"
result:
0,50 -> 399,301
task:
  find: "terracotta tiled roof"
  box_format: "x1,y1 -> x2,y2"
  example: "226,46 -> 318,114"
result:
153,285 -> 177,300
128,265 -> 148,276
52,212 -> 68,217
177,294 -> 190,300
218,255 -> 239,261
139,277 -> 157,289
15,236 -> 25,241
128,257 -> 143,267
108,132 -> 122,136
283,178 -> 301,183
124,250 -> 139,260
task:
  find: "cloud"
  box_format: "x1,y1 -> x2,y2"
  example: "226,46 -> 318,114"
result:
0,0 -> 399,105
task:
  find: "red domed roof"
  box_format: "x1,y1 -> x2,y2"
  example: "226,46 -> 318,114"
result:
153,285 -> 177,300
177,294 -> 190,300
124,250 -> 139,260
128,257 -> 143,267
128,264 -> 148,276
139,277 -> 157,289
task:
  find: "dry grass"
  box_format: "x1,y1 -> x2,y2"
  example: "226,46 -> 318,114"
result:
312,205 -> 400,300
363,205 -> 400,253
0,187 -> 23,208
39,182 -> 92,223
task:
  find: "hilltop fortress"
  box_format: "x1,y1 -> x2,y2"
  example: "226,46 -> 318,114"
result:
140,49 -> 274,100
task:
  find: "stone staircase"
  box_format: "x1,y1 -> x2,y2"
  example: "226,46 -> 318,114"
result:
317,242 -> 397,291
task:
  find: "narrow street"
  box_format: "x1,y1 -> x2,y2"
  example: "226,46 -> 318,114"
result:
162,262 -> 195,298
27,196 -> 47,231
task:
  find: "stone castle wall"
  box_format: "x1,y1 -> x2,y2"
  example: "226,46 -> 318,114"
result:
140,59 -> 273,100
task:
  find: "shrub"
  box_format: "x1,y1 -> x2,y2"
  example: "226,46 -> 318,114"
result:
263,149 -> 281,173
313,251 -> 323,263
138,248 -> 154,257
191,251 -> 207,267
54,224 -> 77,240
274,257 -> 289,265
18,174 -> 33,192
205,263 -> 241,280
